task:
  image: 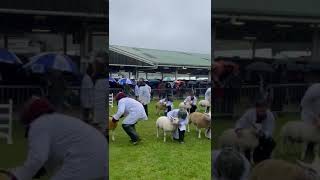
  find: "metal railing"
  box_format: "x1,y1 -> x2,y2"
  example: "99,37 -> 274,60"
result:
0,85 -> 44,105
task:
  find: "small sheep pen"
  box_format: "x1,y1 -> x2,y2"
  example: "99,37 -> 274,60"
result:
109,99 -> 211,180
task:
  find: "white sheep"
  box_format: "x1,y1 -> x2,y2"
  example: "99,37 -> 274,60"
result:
179,102 -> 191,113
156,116 -> 179,142
188,112 -> 211,138
218,128 -> 259,163
198,100 -> 210,110
155,101 -> 166,115
280,121 -> 320,160
250,159 -> 320,180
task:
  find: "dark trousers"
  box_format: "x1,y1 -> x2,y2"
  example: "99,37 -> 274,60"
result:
143,104 -> 148,116
122,124 -> 140,142
305,143 -> 316,162
190,105 -> 197,113
179,129 -> 185,142
164,106 -> 172,116
245,136 -> 276,164
206,107 -> 210,113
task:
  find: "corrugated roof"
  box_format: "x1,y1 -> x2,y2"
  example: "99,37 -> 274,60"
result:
110,45 -> 210,68
213,0 -> 320,18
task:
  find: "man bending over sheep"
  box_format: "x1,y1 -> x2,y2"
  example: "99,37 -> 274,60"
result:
301,83 -> 320,161
184,91 -> 197,113
112,92 -> 148,145
235,100 -> 275,164
167,109 -> 188,144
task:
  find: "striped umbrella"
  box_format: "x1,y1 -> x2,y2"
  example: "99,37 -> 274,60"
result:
23,53 -> 78,74
0,49 -> 22,65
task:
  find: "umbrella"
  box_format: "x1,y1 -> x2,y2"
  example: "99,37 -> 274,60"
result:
0,49 -> 22,64
23,53 -> 78,74
109,77 -> 117,82
162,77 -> 173,81
118,78 -> 133,85
245,62 -> 274,72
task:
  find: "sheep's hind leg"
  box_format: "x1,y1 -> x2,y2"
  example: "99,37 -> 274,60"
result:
157,127 -> 159,138
301,142 -> 308,160
314,144 -> 320,161
163,131 -> 166,142
198,129 -> 201,139
112,130 -> 115,141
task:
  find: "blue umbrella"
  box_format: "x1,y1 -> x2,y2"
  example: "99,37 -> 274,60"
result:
109,77 -> 117,82
23,53 -> 78,74
118,78 -> 133,85
0,49 -> 22,64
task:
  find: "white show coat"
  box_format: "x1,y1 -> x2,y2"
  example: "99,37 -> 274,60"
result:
212,150 -> 251,180
113,97 -> 148,125
134,85 -> 140,96
11,113 -> 107,180
205,88 -> 211,103
235,108 -> 275,138
138,85 -> 151,105
184,96 -> 198,106
160,98 -> 173,108
93,78 -> 107,130
80,74 -> 94,109
301,83 -> 320,124
167,109 -> 189,139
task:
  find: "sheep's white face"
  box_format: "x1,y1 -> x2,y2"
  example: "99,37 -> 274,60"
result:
171,118 -> 179,125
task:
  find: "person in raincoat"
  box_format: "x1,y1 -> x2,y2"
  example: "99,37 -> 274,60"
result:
112,92 -> 148,145
300,83 -> 320,160
160,95 -> 173,116
138,78 -> 151,117
184,91 -> 198,113
92,57 -> 107,136
80,64 -> 94,123
167,109 -> 188,144
212,147 -> 251,180
10,97 -> 107,180
205,87 -> 211,113
235,100 -> 275,164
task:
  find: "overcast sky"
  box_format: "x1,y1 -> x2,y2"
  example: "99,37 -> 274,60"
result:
109,0 -> 211,54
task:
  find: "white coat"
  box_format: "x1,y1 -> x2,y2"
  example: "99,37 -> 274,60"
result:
80,74 -> 94,109
301,83 -> 320,124
113,97 -> 148,125
212,150 -> 251,180
235,108 -> 275,138
134,85 -> 140,97
138,85 -> 151,105
205,88 -> 211,103
184,96 -> 198,106
167,109 -> 189,139
11,113 -> 107,180
93,79 -> 107,130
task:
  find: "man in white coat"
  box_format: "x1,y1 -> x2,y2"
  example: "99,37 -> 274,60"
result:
235,100 -> 276,164
92,58 -> 107,136
300,83 -> 320,160
167,109 -> 188,144
184,91 -> 198,113
138,78 -> 151,117
10,97 -> 107,180
134,84 -> 140,100
205,87 -> 211,113
80,64 -> 94,123
112,92 -> 148,145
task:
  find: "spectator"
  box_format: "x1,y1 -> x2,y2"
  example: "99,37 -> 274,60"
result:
80,64 -> 94,123
92,57 -> 108,136
47,70 -> 67,112
138,78 -> 151,117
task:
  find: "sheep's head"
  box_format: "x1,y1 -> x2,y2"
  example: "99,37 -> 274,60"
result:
170,117 -> 179,125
